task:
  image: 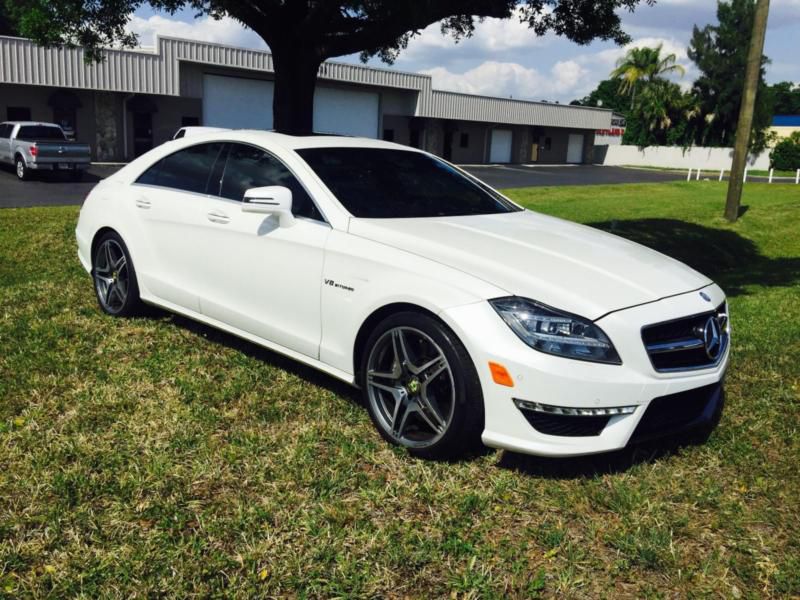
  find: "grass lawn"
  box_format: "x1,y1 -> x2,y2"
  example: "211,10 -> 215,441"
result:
1,181 -> 799,597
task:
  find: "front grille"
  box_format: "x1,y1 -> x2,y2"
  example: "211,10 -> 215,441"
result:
629,383 -> 723,444
521,411 -> 610,437
642,302 -> 728,372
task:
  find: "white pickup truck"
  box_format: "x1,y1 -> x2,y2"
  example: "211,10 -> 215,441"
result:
0,121 -> 92,181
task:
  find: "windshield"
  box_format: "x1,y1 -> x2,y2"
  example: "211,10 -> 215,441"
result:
16,126 -> 66,141
296,147 -> 520,218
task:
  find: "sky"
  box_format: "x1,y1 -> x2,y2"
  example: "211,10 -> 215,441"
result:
128,0 -> 800,105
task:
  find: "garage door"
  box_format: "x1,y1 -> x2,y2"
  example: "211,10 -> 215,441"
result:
489,129 -> 513,163
203,74 -> 379,137
203,74 -> 274,129
567,133 -> 585,163
314,87 -> 379,138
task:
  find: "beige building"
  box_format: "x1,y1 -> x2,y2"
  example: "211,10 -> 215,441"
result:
0,35 -> 612,164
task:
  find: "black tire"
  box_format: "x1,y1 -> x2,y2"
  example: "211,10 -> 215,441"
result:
359,311 -> 484,460
70,169 -> 84,182
92,231 -> 142,317
15,156 -> 29,181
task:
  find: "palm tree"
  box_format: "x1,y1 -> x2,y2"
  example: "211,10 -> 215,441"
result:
611,44 -> 686,107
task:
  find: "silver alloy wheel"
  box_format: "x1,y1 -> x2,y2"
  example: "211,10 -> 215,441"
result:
16,160 -> 24,179
93,239 -> 129,312
366,326 -> 456,448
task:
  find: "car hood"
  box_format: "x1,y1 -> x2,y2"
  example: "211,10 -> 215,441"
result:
348,210 -> 712,320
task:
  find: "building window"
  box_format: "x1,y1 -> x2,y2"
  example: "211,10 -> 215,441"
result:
544,137 -> 552,151
383,129 -> 395,142
53,107 -> 77,140
7,107 -> 32,121
459,133 -> 469,148
182,116 -> 200,127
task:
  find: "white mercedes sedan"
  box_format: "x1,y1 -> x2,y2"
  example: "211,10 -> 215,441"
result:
76,131 -> 729,459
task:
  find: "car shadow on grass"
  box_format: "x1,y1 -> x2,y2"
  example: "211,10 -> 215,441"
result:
587,218 -> 800,296
160,311 -> 363,405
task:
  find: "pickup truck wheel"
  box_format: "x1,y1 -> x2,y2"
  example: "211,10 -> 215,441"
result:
92,232 -> 142,317
15,157 -> 29,181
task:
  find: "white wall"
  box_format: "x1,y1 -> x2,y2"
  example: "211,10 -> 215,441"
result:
598,144 -> 770,170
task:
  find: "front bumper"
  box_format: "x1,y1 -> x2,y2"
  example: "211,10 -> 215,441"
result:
440,284 -> 729,457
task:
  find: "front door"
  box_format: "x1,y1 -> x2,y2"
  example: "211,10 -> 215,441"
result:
133,112 -> 153,157
193,142 -> 330,359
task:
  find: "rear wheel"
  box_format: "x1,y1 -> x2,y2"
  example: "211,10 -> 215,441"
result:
92,232 -> 142,316
360,311 -> 484,459
15,156 -> 29,181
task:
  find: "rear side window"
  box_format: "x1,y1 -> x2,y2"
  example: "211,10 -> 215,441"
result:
219,143 -> 322,221
136,143 -> 224,194
0,124 -> 11,139
16,126 -> 66,141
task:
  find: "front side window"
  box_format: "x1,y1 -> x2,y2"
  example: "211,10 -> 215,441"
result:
220,143 -> 322,221
136,142 -> 224,194
296,148 -> 520,219
16,126 -> 66,141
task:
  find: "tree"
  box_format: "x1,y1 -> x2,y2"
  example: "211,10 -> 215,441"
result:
770,132 -> 800,170
689,0 -> 772,153
6,0 -> 655,134
724,0 -> 769,223
570,78 -> 629,113
769,81 -> 800,115
610,44 -> 685,107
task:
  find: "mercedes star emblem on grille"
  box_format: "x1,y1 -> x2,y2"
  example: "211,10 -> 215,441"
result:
703,316 -> 722,360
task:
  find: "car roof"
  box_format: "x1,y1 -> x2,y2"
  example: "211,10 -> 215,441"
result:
1,121 -> 61,127
178,129 -> 415,153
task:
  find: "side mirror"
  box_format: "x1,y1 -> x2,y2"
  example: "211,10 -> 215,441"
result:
242,186 -> 295,227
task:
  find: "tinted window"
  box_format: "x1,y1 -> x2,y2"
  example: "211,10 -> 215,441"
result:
136,143 -> 224,194
220,143 -> 322,221
0,124 -> 10,139
174,129 -> 186,139
297,148 -> 520,219
16,126 -> 66,141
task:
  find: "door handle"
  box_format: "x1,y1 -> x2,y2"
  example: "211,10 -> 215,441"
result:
207,210 -> 230,224
135,198 -> 151,209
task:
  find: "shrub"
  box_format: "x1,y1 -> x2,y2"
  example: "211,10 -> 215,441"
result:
770,131 -> 800,171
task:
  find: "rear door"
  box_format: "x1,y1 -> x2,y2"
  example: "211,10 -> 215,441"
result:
131,142 -> 226,312
193,142 -> 330,358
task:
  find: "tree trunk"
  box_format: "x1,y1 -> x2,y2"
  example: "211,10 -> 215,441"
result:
725,0 -> 770,223
271,46 -> 322,135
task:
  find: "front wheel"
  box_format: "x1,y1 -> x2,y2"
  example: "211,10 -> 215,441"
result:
359,311 -> 484,460
92,232 -> 142,316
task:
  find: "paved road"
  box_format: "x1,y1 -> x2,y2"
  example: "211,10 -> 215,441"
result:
463,164 -> 687,189
0,164 -> 122,208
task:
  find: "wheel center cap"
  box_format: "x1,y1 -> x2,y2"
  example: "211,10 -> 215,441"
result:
407,377 -> 420,395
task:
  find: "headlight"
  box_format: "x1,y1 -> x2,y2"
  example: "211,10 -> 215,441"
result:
490,297 -> 621,365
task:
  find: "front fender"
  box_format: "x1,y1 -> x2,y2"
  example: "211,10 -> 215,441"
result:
318,229 -> 506,375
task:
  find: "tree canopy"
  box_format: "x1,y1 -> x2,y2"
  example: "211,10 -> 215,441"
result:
2,0 -> 655,133
688,0 -> 772,152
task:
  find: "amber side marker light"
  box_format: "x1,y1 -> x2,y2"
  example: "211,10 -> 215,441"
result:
489,362 -> 514,387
